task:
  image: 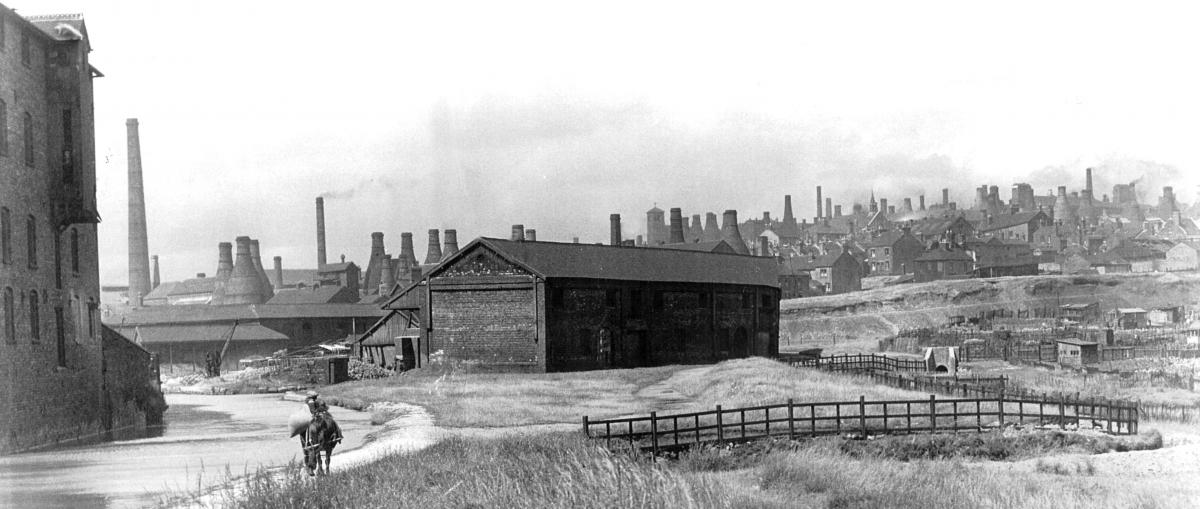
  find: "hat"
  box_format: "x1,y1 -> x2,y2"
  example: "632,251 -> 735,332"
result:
306,390 -> 318,398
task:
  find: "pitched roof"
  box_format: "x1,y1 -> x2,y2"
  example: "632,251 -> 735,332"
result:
108,302 -> 386,326
168,277 -> 218,296
653,240 -> 736,253
976,211 -> 1047,232
864,231 -> 906,248
111,322 -> 289,344
915,246 -> 974,262
143,281 -> 180,302
411,238 -> 779,288
266,286 -> 360,305
784,252 -> 846,271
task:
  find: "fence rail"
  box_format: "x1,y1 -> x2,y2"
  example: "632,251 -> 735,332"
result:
781,353 -> 927,373
584,393 -> 1138,454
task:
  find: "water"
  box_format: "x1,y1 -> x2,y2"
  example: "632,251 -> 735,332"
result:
0,393 -> 375,508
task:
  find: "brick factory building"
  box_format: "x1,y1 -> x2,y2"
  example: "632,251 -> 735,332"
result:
381,237 -> 781,372
1,7 -> 162,453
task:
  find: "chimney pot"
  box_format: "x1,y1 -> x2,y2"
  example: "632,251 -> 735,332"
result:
511,225 -> 526,241
525,229 -> 537,242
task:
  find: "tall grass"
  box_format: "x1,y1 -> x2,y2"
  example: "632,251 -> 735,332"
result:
192,433 -> 727,509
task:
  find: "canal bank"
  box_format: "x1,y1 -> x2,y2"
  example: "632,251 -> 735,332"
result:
0,393 -> 381,509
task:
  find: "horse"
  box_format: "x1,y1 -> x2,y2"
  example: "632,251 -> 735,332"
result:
290,412 -> 342,476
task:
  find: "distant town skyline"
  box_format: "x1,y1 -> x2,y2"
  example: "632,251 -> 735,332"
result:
13,0 -> 1200,284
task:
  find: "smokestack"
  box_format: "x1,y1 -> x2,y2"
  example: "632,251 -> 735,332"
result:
1086,168 -> 1094,194
126,118 -> 152,302
816,186 -> 823,219
511,224 -> 525,241
380,254 -> 394,293
425,229 -> 443,264
919,195 -> 925,211
720,210 -> 750,255
273,256 -> 284,289
249,239 -> 273,298
525,228 -> 536,242
703,212 -> 721,241
681,216 -> 691,239
224,236 -> 266,305
1057,186 -> 1067,197
902,198 -> 913,212
689,214 -> 704,242
400,232 -> 416,267
216,242 -> 234,280
834,205 -> 842,217
151,255 -> 160,290
825,198 -> 832,220
610,214 -> 622,246
443,229 -> 459,256
759,236 -> 770,257
669,208 -> 685,243
315,197 -> 327,268
942,188 -> 949,206
879,198 -> 888,215
783,195 -> 794,224
364,231 -> 386,289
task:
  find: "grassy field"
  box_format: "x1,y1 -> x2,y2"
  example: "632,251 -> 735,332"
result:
318,358 -> 939,427
966,360 -> 1200,408
183,430 -> 1188,509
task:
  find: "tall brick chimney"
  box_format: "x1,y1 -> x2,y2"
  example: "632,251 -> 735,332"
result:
610,214 -> 622,246
759,236 -> 770,257
669,208 -> 685,243
216,242 -> 233,280
902,198 -> 913,212
511,225 -> 525,241
720,210 -> 750,255
816,186 -> 823,220
272,255 -> 284,290
443,229 -> 459,257
364,232 -> 386,290
879,198 -> 888,215
425,229 -> 443,264
1085,167 -> 1094,194
126,118 -> 152,302
834,205 -> 842,217
825,197 -> 832,220
151,255 -> 160,290
380,254 -> 394,293
315,197 -> 327,268
783,195 -> 795,224
919,195 -> 926,211
942,188 -> 949,206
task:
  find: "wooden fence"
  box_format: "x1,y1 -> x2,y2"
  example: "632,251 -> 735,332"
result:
584,393 -> 1138,454
782,353 -> 927,373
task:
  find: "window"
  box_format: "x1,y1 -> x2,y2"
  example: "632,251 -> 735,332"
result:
884,247 -> 891,256
61,109 -> 74,183
819,268 -> 828,277
70,229 -> 79,274
761,293 -> 776,310
742,294 -> 753,309
3,288 -> 12,342
1,207 -> 9,264
20,31 -> 30,66
26,215 -> 36,268
869,248 -> 876,257
29,290 -> 39,342
0,99 -> 7,156
55,307 -> 66,367
23,111 -> 33,166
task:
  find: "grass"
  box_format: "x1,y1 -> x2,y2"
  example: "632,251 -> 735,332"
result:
967,360 -> 1200,408
176,433 -> 727,509
320,363 -> 687,427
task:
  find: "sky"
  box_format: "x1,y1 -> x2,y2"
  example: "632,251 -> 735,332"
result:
13,0 -> 1200,285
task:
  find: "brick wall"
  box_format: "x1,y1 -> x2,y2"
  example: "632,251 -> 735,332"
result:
101,326 -> 165,430
429,285 -> 542,370
1,8 -> 104,454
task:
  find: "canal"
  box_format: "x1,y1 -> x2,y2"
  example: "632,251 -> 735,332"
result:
0,393 -> 376,508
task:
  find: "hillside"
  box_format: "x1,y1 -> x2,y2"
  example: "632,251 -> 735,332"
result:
779,272 -> 1200,352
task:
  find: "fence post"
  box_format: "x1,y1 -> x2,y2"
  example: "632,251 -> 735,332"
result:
998,392 -> 1005,428
1058,395 -> 1065,430
583,415 -> 590,437
859,395 -> 867,437
650,412 -> 659,459
788,399 -> 795,439
930,394 -> 937,433
716,405 -> 724,444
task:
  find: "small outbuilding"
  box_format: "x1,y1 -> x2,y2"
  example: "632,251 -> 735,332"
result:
1059,302 -> 1100,323
1056,338 -> 1099,366
1116,308 -> 1149,330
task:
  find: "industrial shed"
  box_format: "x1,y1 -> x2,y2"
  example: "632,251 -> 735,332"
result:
382,238 -> 781,372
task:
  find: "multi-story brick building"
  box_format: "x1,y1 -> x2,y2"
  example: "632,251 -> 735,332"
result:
1,5 -> 112,453
382,238 -> 781,372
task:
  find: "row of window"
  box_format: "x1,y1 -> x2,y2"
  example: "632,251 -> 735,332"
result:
0,99 -> 35,165
550,288 -> 774,313
2,286 -> 69,367
0,12 -> 36,67
0,208 -> 82,277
